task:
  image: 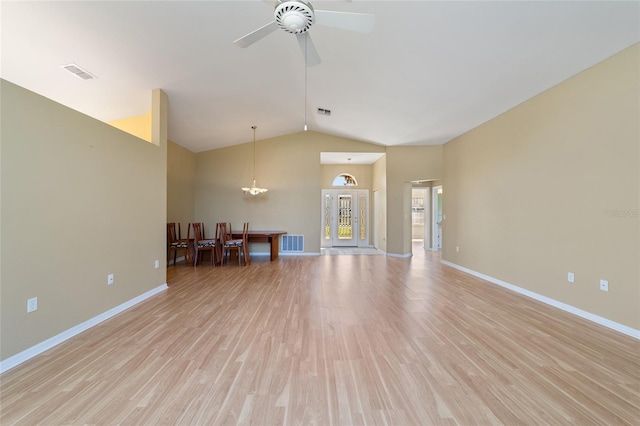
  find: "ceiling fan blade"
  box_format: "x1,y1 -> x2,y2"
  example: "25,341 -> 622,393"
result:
296,33 -> 321,67
314,10 -> 375,33
233,21 -> 279,48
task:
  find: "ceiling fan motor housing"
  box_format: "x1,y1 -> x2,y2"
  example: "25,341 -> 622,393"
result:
275,0 -> 315,34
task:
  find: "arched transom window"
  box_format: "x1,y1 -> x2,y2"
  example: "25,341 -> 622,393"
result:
332,173 -> 358,186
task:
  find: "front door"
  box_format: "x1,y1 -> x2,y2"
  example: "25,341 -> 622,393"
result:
322,190 -> 369,247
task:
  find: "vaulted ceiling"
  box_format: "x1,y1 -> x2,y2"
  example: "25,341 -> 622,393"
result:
2,1 -> 638,153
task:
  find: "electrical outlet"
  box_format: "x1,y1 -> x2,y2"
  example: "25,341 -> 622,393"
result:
154,260 -> 160,269
568,272 -> 574,283
108,273 -> 114,285
27,297 -> 38,313
599,279 -> 608,292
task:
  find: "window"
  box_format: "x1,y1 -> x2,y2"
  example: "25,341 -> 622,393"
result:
332,173 -> 358,186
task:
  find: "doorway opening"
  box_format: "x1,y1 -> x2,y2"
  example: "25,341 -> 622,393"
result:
412,188 -> 428,247
432,185 -> 443,251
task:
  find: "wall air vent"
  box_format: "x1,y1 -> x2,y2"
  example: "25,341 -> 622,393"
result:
317,108 -> 331,116
281,235 -> 304,253
61,63 -> 96,80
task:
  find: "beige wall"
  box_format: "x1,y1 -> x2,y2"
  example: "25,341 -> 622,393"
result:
0,80 -> 168,361
385,146 -> 444,255
442,44 -> 639,329
194,131 -> 385,253
321,164 -> 373,189
372,154 -> 388,251
107,110 -> 152,143
167,140 -> 196,236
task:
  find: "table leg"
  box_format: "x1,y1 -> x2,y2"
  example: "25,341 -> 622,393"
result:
270,236 -> 279,261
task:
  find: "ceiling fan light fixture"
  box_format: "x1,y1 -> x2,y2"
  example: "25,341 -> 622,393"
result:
275,1 -> 314,34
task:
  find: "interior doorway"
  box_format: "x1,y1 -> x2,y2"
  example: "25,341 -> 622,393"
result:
432,185 -> 443,251
321,189 -> 370,248
412,188 -> 428,247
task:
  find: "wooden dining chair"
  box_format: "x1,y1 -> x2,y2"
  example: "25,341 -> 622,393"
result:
167,223 -> 189,266
218,222 -> 249,266
191,222 -> 217,266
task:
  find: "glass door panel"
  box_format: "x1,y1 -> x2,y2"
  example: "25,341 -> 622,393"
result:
338,194 -> 353,240
324,193 -> 331,241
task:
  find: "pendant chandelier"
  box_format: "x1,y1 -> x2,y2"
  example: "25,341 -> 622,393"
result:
242,125 -> 268,196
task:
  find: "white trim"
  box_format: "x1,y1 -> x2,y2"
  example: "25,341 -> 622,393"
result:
168,255 -> 186,265
387,252 -> 412,258
441,260 -> 640,340
247,251 -> 320,257
0,283 -> 169,374
230,251 -> 321,258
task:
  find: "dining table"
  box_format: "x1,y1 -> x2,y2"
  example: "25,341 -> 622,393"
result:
230,230 -> 287,261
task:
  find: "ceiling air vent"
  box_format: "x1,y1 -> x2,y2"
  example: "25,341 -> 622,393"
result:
61,63 -> 96,80
317,107 -> 331,116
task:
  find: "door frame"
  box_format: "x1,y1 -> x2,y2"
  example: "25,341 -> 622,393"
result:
321,189 -> 370,248
432,185 -> 442,251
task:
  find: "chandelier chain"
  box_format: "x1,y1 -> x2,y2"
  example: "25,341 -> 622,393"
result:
252,125 -> 257,179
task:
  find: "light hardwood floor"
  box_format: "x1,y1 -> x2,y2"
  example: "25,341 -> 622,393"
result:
1,249 -> 639,425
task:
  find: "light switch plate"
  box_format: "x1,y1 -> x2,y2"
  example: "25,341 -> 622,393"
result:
27,297 -> 38,313
599,279 -> 608,291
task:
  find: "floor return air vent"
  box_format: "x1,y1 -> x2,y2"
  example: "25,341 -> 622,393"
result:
281,235 -> 304,252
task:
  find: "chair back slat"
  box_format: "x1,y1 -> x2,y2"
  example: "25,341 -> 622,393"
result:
167,223 -> 178,243
192,222 -> 204,242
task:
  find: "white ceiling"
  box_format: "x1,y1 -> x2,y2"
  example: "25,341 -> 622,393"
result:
2,1 -> 638,153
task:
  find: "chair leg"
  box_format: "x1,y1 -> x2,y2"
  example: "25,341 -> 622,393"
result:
243,244 -> 250,266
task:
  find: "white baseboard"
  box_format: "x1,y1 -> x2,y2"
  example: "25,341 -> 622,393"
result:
168,255 -> 186,265
0,283 -> 169,374
387,252 -> 412,258
247,251 -> 320,257
441,260 -> 640,340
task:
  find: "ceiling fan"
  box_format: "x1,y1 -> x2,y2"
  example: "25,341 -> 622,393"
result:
233,0 -> 375,66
